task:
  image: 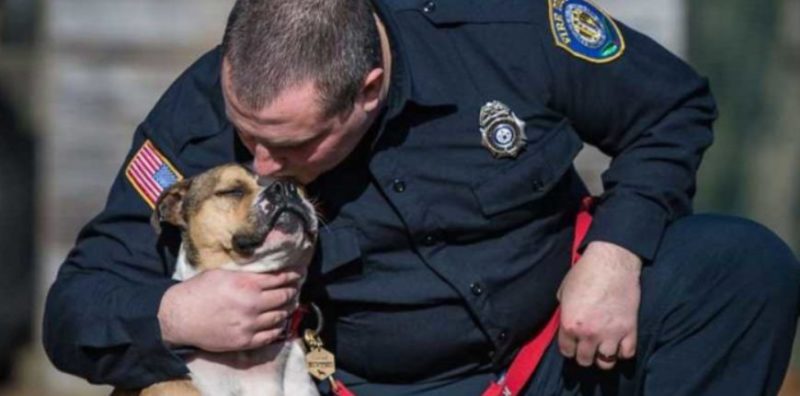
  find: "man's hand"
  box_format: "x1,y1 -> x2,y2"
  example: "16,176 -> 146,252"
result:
557,241 -> 642,370
158,267 -> 304,352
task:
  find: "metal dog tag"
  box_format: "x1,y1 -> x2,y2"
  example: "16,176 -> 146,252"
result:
306,348 -> 337,381
304,329 -> 337,381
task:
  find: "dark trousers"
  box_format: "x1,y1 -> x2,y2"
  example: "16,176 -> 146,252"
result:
318,215 -> 800,395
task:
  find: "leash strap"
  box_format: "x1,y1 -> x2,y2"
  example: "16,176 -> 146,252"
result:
288,305 -> 309,338
481,196 -> 595,396
331,197 -> 596,396
332,379 -> 357,396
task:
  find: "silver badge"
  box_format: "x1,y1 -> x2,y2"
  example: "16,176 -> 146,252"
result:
479,101 -> 527,158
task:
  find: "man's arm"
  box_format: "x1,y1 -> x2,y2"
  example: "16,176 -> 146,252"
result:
42,46 -> 308,387
43,125 -> 190,388
537,16 -> 716,258
532,3 -> 716,368
43,124 -> 303,389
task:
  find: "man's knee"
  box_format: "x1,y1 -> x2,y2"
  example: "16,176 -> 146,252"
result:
657,214 -> 800,306
636,215 -> 800,396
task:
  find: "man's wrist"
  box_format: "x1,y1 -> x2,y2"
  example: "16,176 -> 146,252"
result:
584,241 -> 643,272
157,283 -> 184,348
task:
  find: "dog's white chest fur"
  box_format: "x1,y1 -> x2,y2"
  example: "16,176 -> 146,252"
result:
186,341 -> 316,396
173,249 -> 319,396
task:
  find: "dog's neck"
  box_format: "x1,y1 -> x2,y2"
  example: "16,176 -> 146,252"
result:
172,244 -> 310,281
173,245 -> 200,281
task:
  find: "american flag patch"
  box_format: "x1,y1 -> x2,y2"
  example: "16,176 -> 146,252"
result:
125,140 -> 183,209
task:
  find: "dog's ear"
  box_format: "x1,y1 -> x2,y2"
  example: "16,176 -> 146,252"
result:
151,178 -> 192,234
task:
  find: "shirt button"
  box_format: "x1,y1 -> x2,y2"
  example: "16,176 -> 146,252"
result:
422,234 -> 437,246
392,179 -> 406,193
487,349 -> 496,360
422,1 -> 436,13
470,282 -> 484,296
498,330 -> 508,341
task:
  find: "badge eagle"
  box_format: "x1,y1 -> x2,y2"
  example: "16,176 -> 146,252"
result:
549,0 -> 625,63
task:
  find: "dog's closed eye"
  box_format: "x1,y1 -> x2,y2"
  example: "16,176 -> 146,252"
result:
215,186 -> 246,199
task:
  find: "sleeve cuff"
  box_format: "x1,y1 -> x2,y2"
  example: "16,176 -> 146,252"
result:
580,193 -> 670,261
118,280 -> 190,387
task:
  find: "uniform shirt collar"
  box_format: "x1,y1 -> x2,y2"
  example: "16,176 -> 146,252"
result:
371,0 -> 455,119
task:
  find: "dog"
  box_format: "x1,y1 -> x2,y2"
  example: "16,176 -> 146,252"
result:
113,163 -> 319,396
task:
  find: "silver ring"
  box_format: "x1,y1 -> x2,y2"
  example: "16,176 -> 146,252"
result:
597,352 -> 617,363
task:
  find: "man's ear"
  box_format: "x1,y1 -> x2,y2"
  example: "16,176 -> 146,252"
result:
151,179 -> 192,234
357,67 -> 385,113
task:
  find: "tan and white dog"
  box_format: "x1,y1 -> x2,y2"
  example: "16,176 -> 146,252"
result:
115,163 -> 319,396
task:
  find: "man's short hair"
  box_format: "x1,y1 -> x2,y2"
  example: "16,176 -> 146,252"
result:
222,0 -> 382,118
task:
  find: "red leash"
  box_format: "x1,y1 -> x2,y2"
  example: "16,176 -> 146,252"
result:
481,196 -> 594,396
330,197 -> 595,396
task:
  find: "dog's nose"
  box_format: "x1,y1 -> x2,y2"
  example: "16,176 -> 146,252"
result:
264,180 -> 297,203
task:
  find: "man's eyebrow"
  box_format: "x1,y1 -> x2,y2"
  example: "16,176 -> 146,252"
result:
244,126 -> 330,149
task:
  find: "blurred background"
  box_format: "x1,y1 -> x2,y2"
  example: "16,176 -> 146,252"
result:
0,0 -> 797,394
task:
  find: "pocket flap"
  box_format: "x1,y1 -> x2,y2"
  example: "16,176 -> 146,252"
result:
473,121 -> 583,216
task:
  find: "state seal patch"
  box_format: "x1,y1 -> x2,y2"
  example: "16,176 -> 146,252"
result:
549,0 -> 625,63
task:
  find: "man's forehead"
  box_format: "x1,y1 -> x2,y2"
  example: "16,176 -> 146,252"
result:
221,71 -> 331,145
229,109 -> 332,147
221,59 -> 326,124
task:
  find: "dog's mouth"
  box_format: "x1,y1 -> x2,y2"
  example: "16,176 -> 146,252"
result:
231,202 -> 316,259
268,203 -> 315,238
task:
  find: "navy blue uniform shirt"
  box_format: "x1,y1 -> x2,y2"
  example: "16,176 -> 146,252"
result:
43,0 -> 716,389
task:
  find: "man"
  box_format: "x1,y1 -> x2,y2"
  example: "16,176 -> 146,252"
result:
44,0 -> 800,395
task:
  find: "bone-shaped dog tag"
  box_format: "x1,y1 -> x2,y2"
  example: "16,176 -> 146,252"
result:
304,329 -> 337,381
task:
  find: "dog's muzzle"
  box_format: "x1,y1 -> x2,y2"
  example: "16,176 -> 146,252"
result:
259,179 -> 314,233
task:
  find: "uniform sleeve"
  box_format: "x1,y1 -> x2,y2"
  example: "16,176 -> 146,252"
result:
535,8 -> 717,260
42,123 -> 189,388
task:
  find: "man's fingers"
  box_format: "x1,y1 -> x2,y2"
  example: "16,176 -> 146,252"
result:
575,338 -> 598,367
595,341 -> 619,370
558,328 -> 578,359
246,328 -> 285,350
222,269 -> 301,293
254,269 -> 303,290
619,333 -> 637,359
254,309 -> 291,332
255,286 -> 299,312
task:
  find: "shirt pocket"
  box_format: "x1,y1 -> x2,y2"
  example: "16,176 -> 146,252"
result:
471,120 -> 583,217
317,226 -> 363,275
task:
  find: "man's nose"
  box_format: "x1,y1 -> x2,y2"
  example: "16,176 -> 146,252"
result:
252,145 -> 285,176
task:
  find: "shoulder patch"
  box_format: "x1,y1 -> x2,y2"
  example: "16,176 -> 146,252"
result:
548,0 -> 625,63
125,139 -> 183,209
